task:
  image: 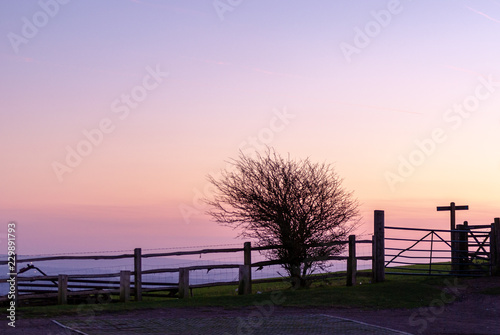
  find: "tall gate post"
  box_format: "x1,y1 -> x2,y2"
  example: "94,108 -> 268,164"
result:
373,210 -> 385,283
451,229 -> 459,274
134,248 -> 142,301
436,202 -> 469,274
492,218 -> 500,276
456,224 -> 469,274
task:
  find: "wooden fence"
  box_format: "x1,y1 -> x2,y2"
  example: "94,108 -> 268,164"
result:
0,237 -> 375,305
384,216 -> 500,277
3,211 -> 497,306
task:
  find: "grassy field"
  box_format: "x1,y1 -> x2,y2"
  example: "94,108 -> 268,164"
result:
17,267 -> 465,318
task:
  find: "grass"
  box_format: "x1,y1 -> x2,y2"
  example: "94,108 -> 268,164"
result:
385,262 -> 453,275
17,267 -> 463,319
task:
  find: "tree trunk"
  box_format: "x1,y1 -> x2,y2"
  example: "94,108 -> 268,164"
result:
290,264 -> 308,288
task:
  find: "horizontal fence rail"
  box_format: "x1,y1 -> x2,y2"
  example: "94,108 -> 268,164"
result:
1,237 -> 376,305
3,213 -> 497,306
384,222 -> 498,277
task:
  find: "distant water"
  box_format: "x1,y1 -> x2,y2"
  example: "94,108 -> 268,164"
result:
0,254 -> 370,296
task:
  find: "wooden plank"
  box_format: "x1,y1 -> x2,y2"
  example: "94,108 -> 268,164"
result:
12,272 -> 122,282
141,248 -> 243,258
385,226 -> 469,233
142,264 -> 240,274
1,288 -> 120,302
19,283 -> 118,290
69,273 -> 122,279
436,205 -> 469,211
1,253 -> 135,265
61,279 -> 122,285
0,240 -> 359,266
250,241 -> 348,252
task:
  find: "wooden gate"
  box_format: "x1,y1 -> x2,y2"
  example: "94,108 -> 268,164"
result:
384,223 -> 496,277
455,223 -> 492,275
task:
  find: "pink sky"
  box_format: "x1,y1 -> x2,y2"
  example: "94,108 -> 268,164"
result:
1,0 -> 499,255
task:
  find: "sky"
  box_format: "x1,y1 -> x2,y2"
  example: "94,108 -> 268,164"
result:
1,0 -> 499,255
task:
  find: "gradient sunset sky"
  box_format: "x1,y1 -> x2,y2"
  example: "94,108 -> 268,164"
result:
1,0 -> 499,255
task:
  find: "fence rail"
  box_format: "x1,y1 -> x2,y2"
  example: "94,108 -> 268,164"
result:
3,212 -> 497,306
384,220 -> 500,277
1,237 -> 375,305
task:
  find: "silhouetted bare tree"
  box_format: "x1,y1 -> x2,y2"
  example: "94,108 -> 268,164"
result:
205,149 -> 360,287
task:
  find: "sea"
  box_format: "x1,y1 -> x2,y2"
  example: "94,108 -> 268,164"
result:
0,253 -> 371,296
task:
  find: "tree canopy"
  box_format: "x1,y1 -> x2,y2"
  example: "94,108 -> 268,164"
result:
205,149 -> 360,287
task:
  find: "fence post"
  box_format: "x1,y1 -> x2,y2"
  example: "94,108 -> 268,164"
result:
242,242 -> 252,294
178,268 -> 190,299
238,265 -> 251,295
58,274 -> 68,305
371,235 -> 376,280
373,210 -> 385,283
456,224 -> 469,274
120,270 -> 131,302
492,218 -> 500,276
134,248 -> 142,301
451,227 -> 459,274
244,242 -> 252,266
347,235 -> 357,286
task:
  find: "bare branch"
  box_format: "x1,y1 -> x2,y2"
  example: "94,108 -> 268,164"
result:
205,148 -> 360,287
